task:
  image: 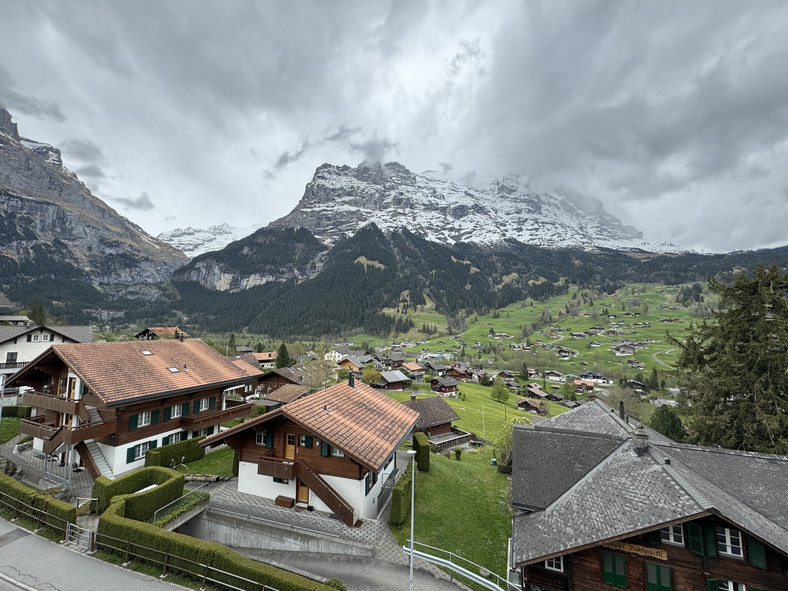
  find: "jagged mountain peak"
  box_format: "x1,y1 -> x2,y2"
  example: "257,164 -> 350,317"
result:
272,160 -> 657,251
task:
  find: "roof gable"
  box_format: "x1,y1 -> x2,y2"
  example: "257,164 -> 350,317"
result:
401,396 -> 460,430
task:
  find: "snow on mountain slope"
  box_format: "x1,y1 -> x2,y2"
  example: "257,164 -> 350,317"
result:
272,161 -> 679,252
157,223 -> 263,258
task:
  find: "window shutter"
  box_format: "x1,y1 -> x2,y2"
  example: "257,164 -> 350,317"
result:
704,525 -> 718,558
129,414 -> 138,431
126,446 -> 136,463
149,440 -> 157,449
321,441 -> 330,457
192,431 -> 199,438
206,426 -> 214,435
181,430 -> 189,440
687,522 -> 704,556
151,409 -> 160,425
194,400 -> 200,414
365,472 -> 372,495
265,430 -> 273,449
304,435 -> 313,449
163,407 -> 171,422
209,397 -> 216,410
80,382 -> 86,395
747,534 -> 767,569
162,435 -> 170,446
705,579 -> 719,591
648,530 -> 662,546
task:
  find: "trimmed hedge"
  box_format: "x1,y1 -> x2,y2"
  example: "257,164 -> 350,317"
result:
0,472 -> 76,535
0,405 -> 32,418
413,432 -> 430,472
93,466 -> 184,519
145,435 -> 206,468
389,460 -> 413,526
97,496 -> 334,591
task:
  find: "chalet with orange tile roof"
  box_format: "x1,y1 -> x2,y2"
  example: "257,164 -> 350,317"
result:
7,339 -> 259,481
253,351 -> 278,368
201,376 -> 420,527
134,326 -> 189,340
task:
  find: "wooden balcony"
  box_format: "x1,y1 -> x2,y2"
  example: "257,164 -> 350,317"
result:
22,390 -> 90,421
179,403 -> 254,429
20,415 -> 118,455
240,449 -> 296,480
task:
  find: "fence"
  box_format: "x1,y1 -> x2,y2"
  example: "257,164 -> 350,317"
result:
151,483 -> 208,525
95,530 -> 283,591
404,540 -> 515,591
0,489 -> 70,539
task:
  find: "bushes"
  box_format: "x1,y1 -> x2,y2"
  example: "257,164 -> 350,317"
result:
412,432 -> 430,472
93,466 -> 184,518
454,446 -> 462,461
0,472 -> 76,535
0,405 -> 32,418
97,496 -> 335,591
389,460 -> 413,526
145,436 -> 205,468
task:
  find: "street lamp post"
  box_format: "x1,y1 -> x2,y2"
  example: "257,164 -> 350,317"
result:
407,448 -> 417,591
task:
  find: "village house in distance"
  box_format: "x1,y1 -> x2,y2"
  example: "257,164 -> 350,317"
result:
510,400 -> 788,591
7,339 -> 259,481
200,376 -> 419,527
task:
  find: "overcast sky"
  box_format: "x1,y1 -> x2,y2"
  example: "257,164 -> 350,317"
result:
1,1 -> 787,253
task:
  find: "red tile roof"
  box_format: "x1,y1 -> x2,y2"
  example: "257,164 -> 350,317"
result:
50,339 -> 257,405
254,351 -> 277,362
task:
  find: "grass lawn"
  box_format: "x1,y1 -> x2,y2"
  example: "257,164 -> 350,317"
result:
177,446 -> 235,477
0,417 -> 20,443
390,446 -> 512,578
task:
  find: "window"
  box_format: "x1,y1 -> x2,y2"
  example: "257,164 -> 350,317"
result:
256,430 -> 273,449
171,404 -> 182,418
41,334 -> 49,341
299,434 -> 313,448
5,352 -> 17,363
138,411 -> 152,427
167,366 -> 180,373
545,556 -> 564,572
134,441 -> 150,460
31,334 -> 40,342
660,524 -> 684,546
331,446 -> 344,457
199,398 -> 210,411
602,552 -> 627,588
645,562 -> 671,591
717,527 -> 743,558
273,477 -> 289,484
717,582 -> 746,591
141,350 -> 153,356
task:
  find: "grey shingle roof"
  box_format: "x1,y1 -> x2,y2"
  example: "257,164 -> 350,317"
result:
401,396 -> 460,430
511,399 -> 788,566
380,370 -> 409,383
0,324 -> 93,345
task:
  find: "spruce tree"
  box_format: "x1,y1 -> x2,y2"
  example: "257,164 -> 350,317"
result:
276,343 -> 293,368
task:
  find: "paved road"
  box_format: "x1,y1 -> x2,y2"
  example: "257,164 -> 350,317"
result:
652,348 -> 676,370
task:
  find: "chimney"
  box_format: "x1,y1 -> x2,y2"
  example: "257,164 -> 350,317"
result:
179,334 -> 184,342
633,424 -> 649,456
619,400 -> 625,420
411,392 -> 416,401
348,373 -> 355,388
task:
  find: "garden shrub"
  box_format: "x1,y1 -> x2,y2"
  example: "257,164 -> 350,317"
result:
92,466 -> 183,518
454,446 -> 462,461
389,460 -> 413,526
0,472 -> 75,535
145,436 -> 205,468
412,432 -> 430,472
0,405 -> 32,418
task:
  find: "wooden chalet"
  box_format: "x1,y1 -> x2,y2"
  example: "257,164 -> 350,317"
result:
135,326 -> 189,340
7,339 -> 258,480
259,367 -> 304,394
0,324 -> 93,382
374,370 -> 410,391
401,361 -> 426,383
573,379 -> 595,394
254,351 -> 277,369
431,376 -> 460,396
201,377 -> 419,527
401,394 -> 470,451
516,398 -> 547,414
511,400 -> 788,591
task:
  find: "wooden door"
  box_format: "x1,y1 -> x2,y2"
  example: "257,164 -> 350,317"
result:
296,480 -> 309,504
285,433 -> 296,460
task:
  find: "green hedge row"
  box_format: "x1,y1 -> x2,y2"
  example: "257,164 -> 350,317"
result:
0,473 -> 76,534
389,460 -> 413,526
413,432 -> 430,472
0,405 -> 32,418
93,466 -> 184,519
97,497 -> 334,591
145,436 -> 205,468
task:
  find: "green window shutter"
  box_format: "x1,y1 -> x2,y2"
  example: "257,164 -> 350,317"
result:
747,534 -> 767,569
192,431 -> 199,438
206,426 -> 214,435
80,382 -> 86,395
602,552 -> 627,588
209,397 -> 216,410
648,530 -> 662,546
645,562 -> 671,591
705,579 -> 719,591
704,525 -> 718,558
162,435 -> 170,446
151,409 -> 160,425
163,407 -> 171,422
304,435 -> 313,449
182,402 -> 189,416
273,477 -> 283,483
129,414 -> 138,431
687,522 -> 705,556
365,472 -> 372,495
181,430 -> 189,440
149,439 -> 157,449
321,441 -> 330,457
265,430 -> 273,449
126,446 -> 136,463
194,400 -> 200,414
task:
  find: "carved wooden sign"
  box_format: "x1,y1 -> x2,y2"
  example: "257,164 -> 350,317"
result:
603,541 -> 668,561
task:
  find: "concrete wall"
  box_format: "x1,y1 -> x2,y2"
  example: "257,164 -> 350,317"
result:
178,509 -> 374,557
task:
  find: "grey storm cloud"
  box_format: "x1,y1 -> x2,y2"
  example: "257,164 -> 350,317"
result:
114,192 -> 154,211
61,138 -> 104,163
0,64 -> 64,122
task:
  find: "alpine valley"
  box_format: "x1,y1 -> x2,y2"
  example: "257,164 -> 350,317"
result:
1,107 -> 786,337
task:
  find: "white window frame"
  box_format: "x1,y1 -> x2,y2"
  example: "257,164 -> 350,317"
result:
32,334 -> 40,342
199,398 -> 210,412
171,404 -> 182,418
169,432 -> 184,444
41,334 -> 50,342
545,556 -> 564,572
138,410 -> 152,427
719,582 -> 746,591
717,527 -> 743,558
331,446 -> 344,457
256,430 -> 266,446
133,441 -> 150,460
660,524 -> 684,546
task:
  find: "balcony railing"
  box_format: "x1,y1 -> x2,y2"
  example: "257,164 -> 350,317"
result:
22,391 -> 90,421
20,416 -> 118,455
179,403 -> 254,428
240,449 -> 296,480
0,362 -> 27,370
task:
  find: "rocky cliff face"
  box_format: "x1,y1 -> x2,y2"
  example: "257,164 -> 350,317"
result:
271,161 -> 652,251
0,107 -> 187,289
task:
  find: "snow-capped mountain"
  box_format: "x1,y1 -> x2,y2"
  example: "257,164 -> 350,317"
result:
157,223 -> 263,258
271,161 -> 674,252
